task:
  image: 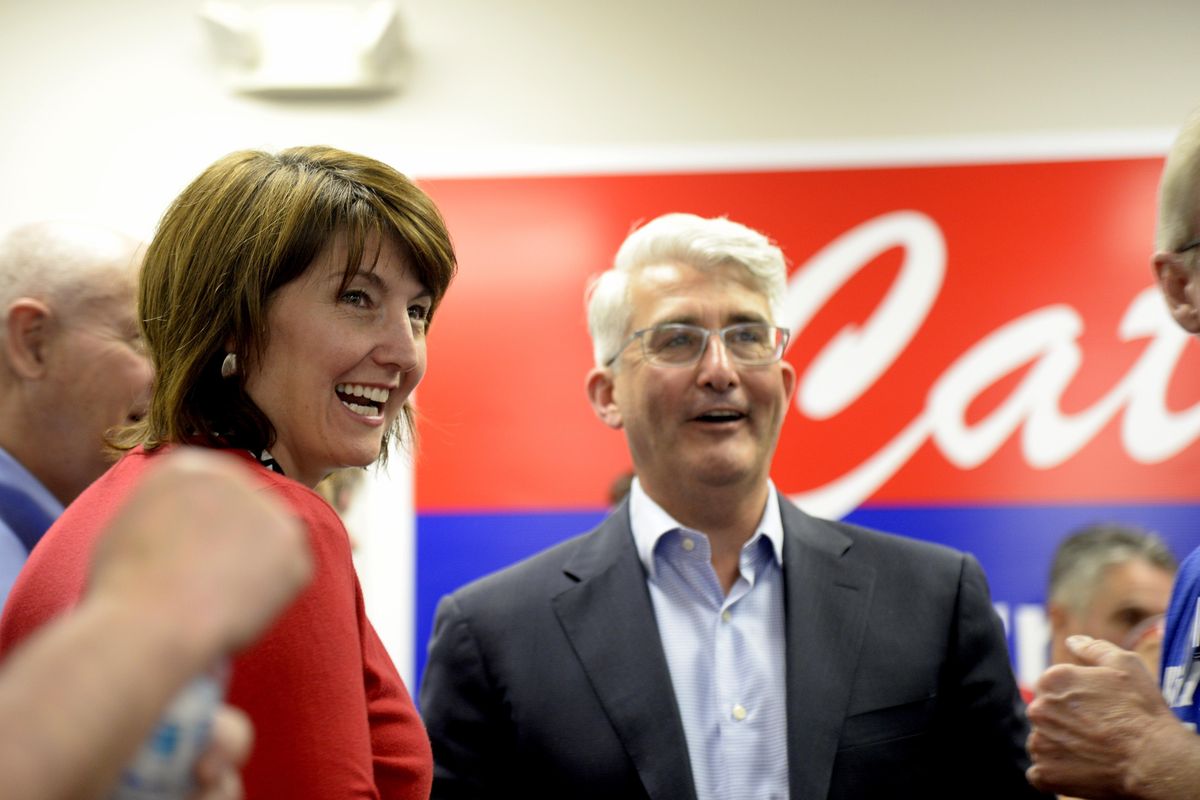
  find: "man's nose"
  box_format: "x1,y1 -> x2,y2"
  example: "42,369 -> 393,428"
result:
695,332 -> 737,389
126,355 -> 154,422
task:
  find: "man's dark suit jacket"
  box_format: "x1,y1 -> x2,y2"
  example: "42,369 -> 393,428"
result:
419,495 -> 1047,799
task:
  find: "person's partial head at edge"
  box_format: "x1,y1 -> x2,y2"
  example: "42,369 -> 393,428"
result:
1154,108 -> 1200,335
0,220 -> 151,504
584,213 -> 796,505
1046,523 -> 1177,669
112,146 -> 456,488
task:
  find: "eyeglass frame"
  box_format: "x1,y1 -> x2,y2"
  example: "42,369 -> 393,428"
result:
603,321 -> 791,368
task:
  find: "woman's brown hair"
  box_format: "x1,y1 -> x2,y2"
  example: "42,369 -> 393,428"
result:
113,146 -> 456,462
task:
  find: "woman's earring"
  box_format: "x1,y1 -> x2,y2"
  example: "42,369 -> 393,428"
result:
221,352 -> 238,379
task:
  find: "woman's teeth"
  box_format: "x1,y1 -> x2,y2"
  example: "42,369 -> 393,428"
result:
336,384 -> 390,416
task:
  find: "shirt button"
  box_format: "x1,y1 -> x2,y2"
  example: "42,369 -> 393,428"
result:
681,537 -> 695,552
731,704 -> 747,721
721,610 -> 732,623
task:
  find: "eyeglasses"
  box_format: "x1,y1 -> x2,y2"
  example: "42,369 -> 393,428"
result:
605,322 -> 790,368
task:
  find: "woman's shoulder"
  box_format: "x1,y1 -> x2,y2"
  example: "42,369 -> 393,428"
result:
255,470 -> 345,529
239,466 -> 358,577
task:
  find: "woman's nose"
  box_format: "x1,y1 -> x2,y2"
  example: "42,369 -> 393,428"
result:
375,313 -> 422,373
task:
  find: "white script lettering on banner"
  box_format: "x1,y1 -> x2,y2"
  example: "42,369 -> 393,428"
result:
785,212 -> 1200,520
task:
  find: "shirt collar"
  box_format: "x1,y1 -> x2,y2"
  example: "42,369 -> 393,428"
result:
0,445 -> 65,519
629,476 -> 784,579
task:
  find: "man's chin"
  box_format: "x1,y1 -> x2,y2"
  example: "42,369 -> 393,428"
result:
688,454 -> 760,489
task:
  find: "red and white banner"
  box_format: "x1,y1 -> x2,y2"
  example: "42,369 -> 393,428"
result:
415,158 -> 1200,511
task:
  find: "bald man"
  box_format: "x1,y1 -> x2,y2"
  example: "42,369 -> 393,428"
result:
1026,110 -> 1200,799
0,221 -> 152,605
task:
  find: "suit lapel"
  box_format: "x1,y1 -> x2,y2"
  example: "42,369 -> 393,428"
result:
552,508 -> 698,800
779,500 -> 876,800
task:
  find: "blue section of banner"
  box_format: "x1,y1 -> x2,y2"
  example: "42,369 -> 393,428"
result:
416,508 -> 607,684
847,504 -> 1200,606
415,503 -> 1200,690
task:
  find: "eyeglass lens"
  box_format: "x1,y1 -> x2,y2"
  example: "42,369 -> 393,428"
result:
643,323 -> 781,365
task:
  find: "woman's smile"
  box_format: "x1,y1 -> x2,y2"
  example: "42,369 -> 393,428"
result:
335,383 -> 392,419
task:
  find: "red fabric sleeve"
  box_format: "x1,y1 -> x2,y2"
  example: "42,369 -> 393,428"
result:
358,584 -> 433,797
0,448 -> 431,799
227,475 -> 431,799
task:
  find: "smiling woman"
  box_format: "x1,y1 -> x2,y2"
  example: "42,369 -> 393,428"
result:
240,232 -> 433,487
0,146 -> 456,799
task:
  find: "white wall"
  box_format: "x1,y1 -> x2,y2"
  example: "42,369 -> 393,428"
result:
5,0 -> 1200,681
5,0 -> 1200,231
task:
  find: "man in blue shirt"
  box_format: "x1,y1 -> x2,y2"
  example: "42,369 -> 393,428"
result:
0,221 -> 152,607
420,213 -> 1045,799
1026,110 -> 1200,798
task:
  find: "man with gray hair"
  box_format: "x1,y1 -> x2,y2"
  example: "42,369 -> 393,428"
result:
1026,110 -> 1200,798
1046,524 -> 1176,671
421,213 -> 1046,798
0,221 -> 152,606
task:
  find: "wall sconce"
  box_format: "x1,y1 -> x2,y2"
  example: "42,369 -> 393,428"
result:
199,1 -> 407,98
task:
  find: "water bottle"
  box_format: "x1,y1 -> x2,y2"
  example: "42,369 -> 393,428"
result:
110,661 -> 229,800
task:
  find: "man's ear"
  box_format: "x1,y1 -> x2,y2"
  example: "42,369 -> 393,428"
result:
5,299 -> 53,379
585,367 -> 623,429
1046,600 -> 1069,637
1153,252 -> 1200,333
780,357 -> 797,406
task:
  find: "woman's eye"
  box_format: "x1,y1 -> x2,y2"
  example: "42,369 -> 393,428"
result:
341,289 -> 371,307
409,304 -> 431,323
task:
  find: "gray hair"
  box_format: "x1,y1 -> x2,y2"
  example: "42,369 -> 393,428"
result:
585,213 -> 788,367
0,220 -> 143,320
1048,523 -> 1178,615
1156,107 -> 1200,253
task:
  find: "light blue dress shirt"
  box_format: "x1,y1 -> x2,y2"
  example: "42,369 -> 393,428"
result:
629,478 -> 788,800
0,446 -> 63,610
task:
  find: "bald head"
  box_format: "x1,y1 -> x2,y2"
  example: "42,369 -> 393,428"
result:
0,221 -> 152,504
0,220 -> 143,316
1156,110 -> 1200,253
